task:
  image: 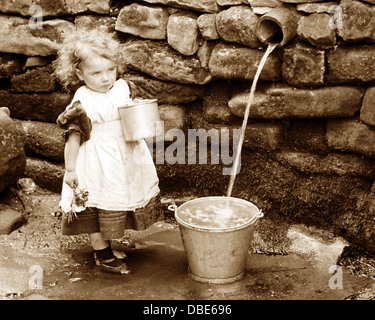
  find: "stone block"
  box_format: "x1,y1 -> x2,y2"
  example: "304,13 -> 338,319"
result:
0,0 -> 111,16
202,81 -> 234,123
327,45 -> 375,84
287,120 -> 329,154
243,121 -> 286,150
248,0 -> 281,7
24,56 -> 51,69
121,74 -> 206,104
279,0 -> 328,2
215,6 -> 261,48
197,40 -> 215,70
121,40 -> 212,85
0,0 -> 68,16
197,14 -> 219,40
229,84 -> 364,119
208,42 -> 281,81
24,157 -> 64,193
10,65 -> 57,93
167,11 -> 200,56
360,86 -> 375,127
297,13 -> 336,48
16,120 -> 65,162
217,0 -> 249,5
190,108 -> 286,151
64,0 -> 111,14
338,0 -> 375,43
140,0 -> 219,13
326,119 -> 375,158
296,2 -> 339,13
159,105 -> 186,140
274,151 -> 375,179
115,3 -> 169,40
0,91 -> 72,122
75,15 -> 116,33
0,54 -> 25,78
282,42 -> 325,87
0,108 -> 26,193
0,204 -> 27,235
0,15 -> 75,56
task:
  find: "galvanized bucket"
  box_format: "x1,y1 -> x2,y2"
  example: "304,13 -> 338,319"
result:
118,98 -> 161,141
170,196 -> 263,284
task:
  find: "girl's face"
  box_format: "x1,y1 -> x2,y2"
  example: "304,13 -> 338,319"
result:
76,53 -> 117,93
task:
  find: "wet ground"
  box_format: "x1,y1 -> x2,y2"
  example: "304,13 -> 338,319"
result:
1,186 -> 375,302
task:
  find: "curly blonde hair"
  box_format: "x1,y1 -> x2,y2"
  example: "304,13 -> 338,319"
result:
53,29 -> 124,89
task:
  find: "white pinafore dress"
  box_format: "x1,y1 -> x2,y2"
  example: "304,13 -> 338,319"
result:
59,79 -> 160,213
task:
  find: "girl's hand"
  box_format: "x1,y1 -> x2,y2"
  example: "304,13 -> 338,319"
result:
64,170 -> 79,189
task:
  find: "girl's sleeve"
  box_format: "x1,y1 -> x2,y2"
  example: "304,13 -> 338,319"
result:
56,100 -> 92,144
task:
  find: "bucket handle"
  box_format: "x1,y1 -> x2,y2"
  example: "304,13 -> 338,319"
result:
254,210 -> 264,222
168,203 -> 178,214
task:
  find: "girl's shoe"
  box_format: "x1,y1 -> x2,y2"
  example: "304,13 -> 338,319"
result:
113,249 -> 127,260
94,253 -> 132,275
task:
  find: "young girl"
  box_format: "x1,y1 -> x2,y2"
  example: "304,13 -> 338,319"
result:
53,29 -> 163,274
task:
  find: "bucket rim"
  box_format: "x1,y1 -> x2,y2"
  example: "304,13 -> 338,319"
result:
173,196 -> 263,233
118,98 -> 158,109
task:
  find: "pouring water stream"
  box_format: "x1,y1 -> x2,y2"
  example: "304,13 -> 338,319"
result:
226,43 -> 278,199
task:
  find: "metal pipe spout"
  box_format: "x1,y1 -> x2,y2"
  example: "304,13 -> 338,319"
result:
255,5 -> 300,47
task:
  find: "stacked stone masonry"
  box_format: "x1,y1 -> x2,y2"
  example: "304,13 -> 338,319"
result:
2,0 -> 375,251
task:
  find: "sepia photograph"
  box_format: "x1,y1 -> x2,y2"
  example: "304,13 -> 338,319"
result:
1,0 -> 375,308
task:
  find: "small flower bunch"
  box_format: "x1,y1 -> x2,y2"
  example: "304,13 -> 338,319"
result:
65,186 -> 89,223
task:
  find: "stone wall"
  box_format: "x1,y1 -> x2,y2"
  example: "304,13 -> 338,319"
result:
2,0 -> 375,251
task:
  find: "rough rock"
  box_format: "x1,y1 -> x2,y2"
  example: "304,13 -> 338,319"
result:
229,84 -> 364,119
274,151 -> 375,179
215,6 -> 262,48
297,13 -> 336,48
139,0 -> 220,13
282,41 -> 325,87
0,0 -> 111,16
122,74 -> 206,104
208,42 -> 281,81
248,0 -> 281,7
23,56 -> 51,70
0,204 -> 27,235
115,3 -> 169,40
202,81 -> 234,123
167,11 -> 200,56
75,15 -> 116,34
218,0 -> 249,5
279,0 -> 328,3
16,120 -> 65,162
0,108 -> 26,193
360,86 -> 375,127
190,109 -> 286,151
0,91 -> 72,122
338,0 -> 375,43
327,45 -> 375,84
197,40 -> 216,70
0,54 -> 25,78
326,119 -> 375,158
158,105 -> 186,141
10,65 -> 58,93
0,15 -> 75,56
197,14 -> 219,40
121,40 -> 212,84
296,2 -> 339,13
24,157 -> 64,193
287,120 -> 329,154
